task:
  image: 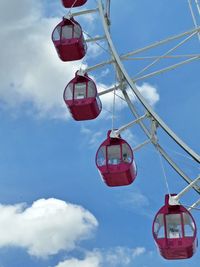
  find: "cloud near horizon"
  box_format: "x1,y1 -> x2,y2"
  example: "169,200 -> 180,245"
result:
0,198 -> 98,258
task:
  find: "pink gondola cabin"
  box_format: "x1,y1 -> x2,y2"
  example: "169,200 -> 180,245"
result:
152,194 -> 197,260
63,71 -> 102,120
96,130 -> 137,186
61,0 -> 87,8
52,17 -> 87,61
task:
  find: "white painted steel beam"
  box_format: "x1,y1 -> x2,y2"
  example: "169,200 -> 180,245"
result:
98,0 -> 200,163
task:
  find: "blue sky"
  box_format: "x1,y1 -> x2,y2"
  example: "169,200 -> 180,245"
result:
0,0 -> 199,266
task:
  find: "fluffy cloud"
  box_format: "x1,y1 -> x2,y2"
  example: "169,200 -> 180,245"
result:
54,246 -> 146,267
55,252 -> 102,267
0,198 -> 98,258
0,1 -> 159,120
104,246 -> 146,266
137,83 -> 160,106
99,82 -> 159,113
0,0 -> 86,118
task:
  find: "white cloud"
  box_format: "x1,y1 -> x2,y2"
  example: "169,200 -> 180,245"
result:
88,131 -> 103,146
0,0 -> 160,125
0,198 -> 98,258
132,247 -> 146,257
105,246 -> 146,266
99,82 -> 159,114
118,189 -> 150,216
54,246 -> 146,267
99,83 -> 125,113
137,83 -> 160,106
80,125 -> 104,148
0,1 -> 160,120
0,0 -> 87,119
86,41 -> 105,59
55,251 -> 102,267
80,125 -> 93,135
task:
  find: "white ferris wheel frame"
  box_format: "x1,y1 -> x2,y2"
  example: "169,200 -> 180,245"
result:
68,0 -> 200,203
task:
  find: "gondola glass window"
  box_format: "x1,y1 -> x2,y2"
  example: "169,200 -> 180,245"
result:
107,145 -> 121,165
65,83 -> 73,100
96,146 -> 106,166
122,143 -> 132,163
62,25 -> 73,39
88,81 -> 96,97
183,213 -> 195,237
53,26 -> 61,40
166,214 -> 182,238
154,214 -> 165,239
74,83 -> 86,99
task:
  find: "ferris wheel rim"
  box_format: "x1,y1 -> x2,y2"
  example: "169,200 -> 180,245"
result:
66,1 -> 200,193
98,0 -> 200,164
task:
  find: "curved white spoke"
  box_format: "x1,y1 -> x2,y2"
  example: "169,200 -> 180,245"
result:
120,28 -> 200,59
124,54 -> 200,60
98,0 -> 200,164
133,56 -> 200,82
188,0 -> 200,41
134,30 -> 199,78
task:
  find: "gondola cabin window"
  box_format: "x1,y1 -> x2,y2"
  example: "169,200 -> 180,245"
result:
74,83 -> 86,99
183,213 -> 195,237
61,24 -> 81,40
166,214 -> 182,239
88,81 -> 96,97
154,214 -> 165,239
61,25 -> 73,39
52,26 -> 61,41
65,83 -> 73,100
122,143 -> 132,163
96,146 -> 106,166
107,145 -> 121,165
52,17 -> 86,61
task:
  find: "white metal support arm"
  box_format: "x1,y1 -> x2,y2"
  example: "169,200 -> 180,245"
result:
169,175 -> 200,205
122,88 -> 200,194
188,198 -> 200,211
110,114 -> 147,138
98,0 -> 200,163
69,8 -> 98,18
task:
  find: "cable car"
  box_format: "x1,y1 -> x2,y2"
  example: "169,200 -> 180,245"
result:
63,71 -> 102,120
52,17 -> 87,61
152,194 -> 197,260
61,0 -> 87,8
96,130 -> 137,186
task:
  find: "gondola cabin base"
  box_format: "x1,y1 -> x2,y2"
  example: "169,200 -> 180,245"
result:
152,194 -> 198,260
63,72 -> 102,120
96,130 -> 137,187
61,0 -> 87,8
67,99 -> 101,120
52,17 -> 87,62
156,237 -> 197,259
99,164 -> 136,187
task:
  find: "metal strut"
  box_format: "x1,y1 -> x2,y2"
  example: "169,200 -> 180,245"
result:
98,0 -> 200,164
96,0 -> 200,195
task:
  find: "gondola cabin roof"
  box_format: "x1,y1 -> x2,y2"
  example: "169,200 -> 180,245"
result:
96,130 -> 137,187
61,0 -> 87,8
52,17 -> 87,61
152,194 -> 197,260
63,71 -> 102,120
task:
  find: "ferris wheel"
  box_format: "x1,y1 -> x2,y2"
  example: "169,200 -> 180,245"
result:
52,0 -> 200,260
